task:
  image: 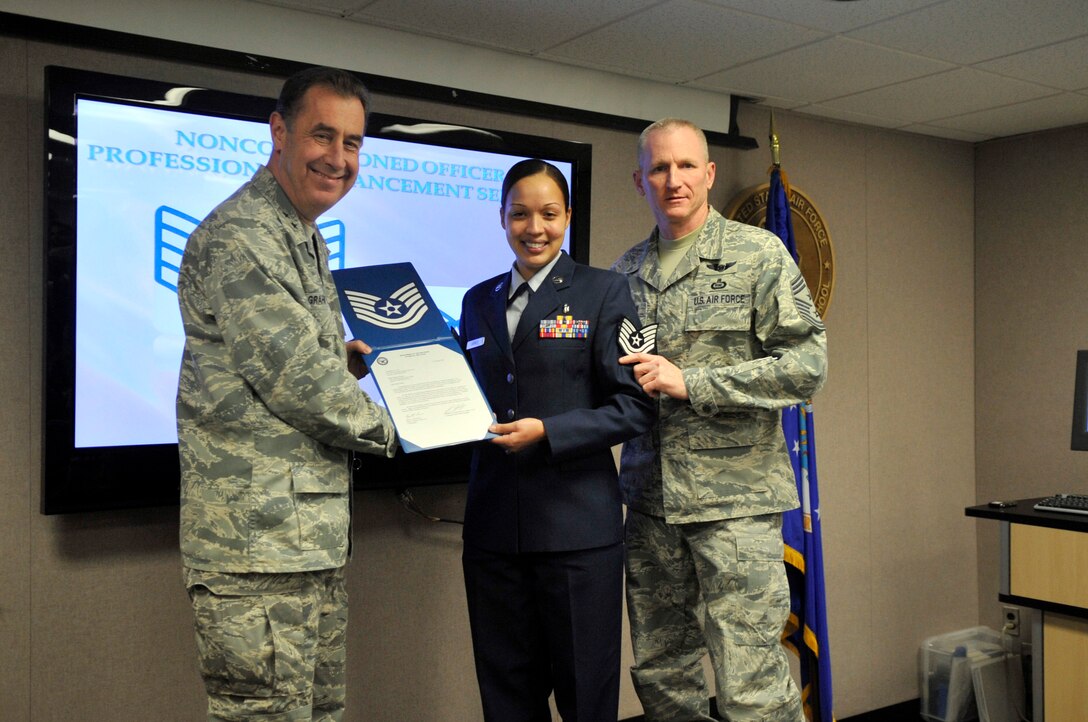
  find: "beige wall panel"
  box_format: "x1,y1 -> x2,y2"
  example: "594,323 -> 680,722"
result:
349,486 -> 481,719
775,113 -> 877,716
864,130 -> 977,701
974,125 -> 1088,630
29,511 -> 203,720
721,107 -> 882,715
0,34 -> 32,721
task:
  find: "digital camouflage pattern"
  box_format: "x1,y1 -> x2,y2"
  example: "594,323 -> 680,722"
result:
614,206 -> 824,722
612,207 -> 827,524
186,567 -> 348,721
176,166 -> 396,574
625,510 -> 803,722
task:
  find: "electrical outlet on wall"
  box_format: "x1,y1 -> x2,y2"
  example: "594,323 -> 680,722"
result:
1003,605 -> 1021,636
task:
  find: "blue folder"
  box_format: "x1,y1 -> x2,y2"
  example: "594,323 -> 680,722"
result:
332,262 -> 493,452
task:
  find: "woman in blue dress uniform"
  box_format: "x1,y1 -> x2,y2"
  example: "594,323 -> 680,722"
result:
459,159 -> 656,721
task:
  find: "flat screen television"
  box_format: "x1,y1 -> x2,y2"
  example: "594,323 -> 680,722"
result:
43,65 -> 592,513
1073,350 -> 1088,452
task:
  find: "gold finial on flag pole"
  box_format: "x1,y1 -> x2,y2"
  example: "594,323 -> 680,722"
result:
769,109 -> 781,168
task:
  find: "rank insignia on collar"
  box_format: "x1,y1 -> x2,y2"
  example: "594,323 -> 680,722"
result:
540,315 -> 588,339
619,317 -> 657,355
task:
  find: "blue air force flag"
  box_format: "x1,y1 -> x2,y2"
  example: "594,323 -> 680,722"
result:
767,165 -> 835,722
781,403 -> 834,722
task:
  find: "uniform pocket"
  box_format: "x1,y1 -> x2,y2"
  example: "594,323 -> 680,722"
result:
683,284 -> 756,368
685,274 -> 752,332
685,303 -> 751,332
291,465 -> 348,552
731,532 -> 789,646
188,574 -> 314,698
686,411 -> 760,450
180,493 -> 253,564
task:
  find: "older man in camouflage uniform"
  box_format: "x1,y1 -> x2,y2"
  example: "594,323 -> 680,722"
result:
176,67 -> 396,721
614,118 -> 827,722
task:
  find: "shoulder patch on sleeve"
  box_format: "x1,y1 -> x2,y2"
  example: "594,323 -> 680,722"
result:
790,272 -> 825,330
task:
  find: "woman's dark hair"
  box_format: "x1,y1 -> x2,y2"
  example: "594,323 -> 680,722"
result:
275,66 -> 371,130
500,158 -> 570,209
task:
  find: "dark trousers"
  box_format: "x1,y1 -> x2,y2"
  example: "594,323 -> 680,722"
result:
462,541 -> 624,722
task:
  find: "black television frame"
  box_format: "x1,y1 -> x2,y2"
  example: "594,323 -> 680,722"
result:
42,65 -> 592,514
1073,350 -> 1088,452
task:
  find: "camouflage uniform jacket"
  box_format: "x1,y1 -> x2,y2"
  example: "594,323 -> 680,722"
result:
176,166 -> 396,574
612,206 -> 827,524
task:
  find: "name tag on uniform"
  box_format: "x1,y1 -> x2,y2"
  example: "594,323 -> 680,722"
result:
540,315 -> 589,339
466,337 -> 485,350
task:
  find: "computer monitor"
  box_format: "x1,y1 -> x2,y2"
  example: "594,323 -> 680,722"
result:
1073,350 -> 1088,451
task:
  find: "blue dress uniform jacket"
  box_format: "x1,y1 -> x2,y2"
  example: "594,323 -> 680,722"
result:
459,251 -> 656,554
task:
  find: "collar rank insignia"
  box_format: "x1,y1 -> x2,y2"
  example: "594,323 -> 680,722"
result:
540,315 -> 588,339
619,317 -> 657,355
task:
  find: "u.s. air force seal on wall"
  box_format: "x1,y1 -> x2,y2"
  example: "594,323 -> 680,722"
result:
724,184 -> 835,319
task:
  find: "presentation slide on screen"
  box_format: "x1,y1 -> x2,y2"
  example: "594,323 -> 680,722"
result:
74,99 -> 571,448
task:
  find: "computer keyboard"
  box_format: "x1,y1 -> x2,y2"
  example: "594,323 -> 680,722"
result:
1034,494 -> 1088,515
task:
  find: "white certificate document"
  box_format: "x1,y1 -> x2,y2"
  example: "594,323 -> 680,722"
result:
369,343 -> 494,452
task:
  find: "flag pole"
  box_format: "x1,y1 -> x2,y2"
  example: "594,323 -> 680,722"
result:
766,110 -> 834,722
770,109 -> 781,168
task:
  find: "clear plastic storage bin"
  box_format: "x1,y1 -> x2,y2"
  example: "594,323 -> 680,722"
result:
920,626 -> 1005,722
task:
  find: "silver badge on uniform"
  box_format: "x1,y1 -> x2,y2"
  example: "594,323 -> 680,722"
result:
618,317 -> 657,355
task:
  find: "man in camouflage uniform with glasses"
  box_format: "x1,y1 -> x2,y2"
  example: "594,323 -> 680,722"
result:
176,67 -> 396,721
615,118 -> 827,722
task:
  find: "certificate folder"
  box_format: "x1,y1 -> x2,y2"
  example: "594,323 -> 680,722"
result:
332,263 -> 495,453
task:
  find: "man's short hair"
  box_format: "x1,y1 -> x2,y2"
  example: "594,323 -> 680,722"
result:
275,66 -> 371,130
637,118 -> 710,165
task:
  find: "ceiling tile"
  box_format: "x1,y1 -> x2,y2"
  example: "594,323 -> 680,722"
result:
239,0 -> 1088,141
249,0 -> 369,15
899,124 -> 991,143
795,104 -> 906,130
975,36 -> 1088,91
925,92 -> 1088,138
847,0 -> 1088,65
540,0 -> 827,83
819,68 -> 1058,124
351,0 -> 659,55
694,36 -> 954,104
703,0 -> 947,33
743,95 -> 807,111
